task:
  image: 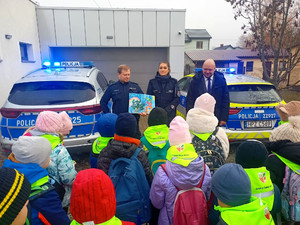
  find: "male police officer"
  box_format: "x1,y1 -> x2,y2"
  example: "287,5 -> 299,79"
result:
100,65 -> 143,138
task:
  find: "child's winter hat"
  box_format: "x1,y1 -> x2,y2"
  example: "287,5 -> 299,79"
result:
275,101 -> 300,122
97,113 -> 118,137
35,111 -> 63,133
148,107 -> 168,126
115,113 -> 137,138
70,169 -> 116,224
59,111 -> 73,135
194,93 -> 216,114
212,163 -> 251,207
0,168 -> 31,225
269,115 -> 300,143
12,136 -> 52,167
236,140 -> 268,168
169,116 -> 192,146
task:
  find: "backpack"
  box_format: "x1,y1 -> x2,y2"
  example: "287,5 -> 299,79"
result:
281,166 -> 300,222
161,164 -> 209,225
192,127 -> 225,175
108,148 -> 151,224
141,136 -> 169,174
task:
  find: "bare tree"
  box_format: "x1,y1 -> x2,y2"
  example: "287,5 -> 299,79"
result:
225,0 -> 300,87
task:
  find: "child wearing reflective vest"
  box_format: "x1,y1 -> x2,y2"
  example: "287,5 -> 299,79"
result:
212,163 -> 275,225
24,110 -> 77,208
150,116 -> 211,225
70,169 -> 134,225
235,140 -> 281,219
140,107 -> 170,175
90,113 -> 118,168
2,136 -> 70,225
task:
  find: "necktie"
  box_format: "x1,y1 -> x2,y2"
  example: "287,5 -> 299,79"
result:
207,77 -> 211,93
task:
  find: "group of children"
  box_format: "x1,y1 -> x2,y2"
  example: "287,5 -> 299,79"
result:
1,94 -> 300,225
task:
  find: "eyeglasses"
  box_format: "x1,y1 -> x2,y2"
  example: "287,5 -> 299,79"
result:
159,67 -> 168,69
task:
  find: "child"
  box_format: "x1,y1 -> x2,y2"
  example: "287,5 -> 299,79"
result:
235,140 -> 281,219
59,111 -> 73,136
0,167 -> 31,225
26,110 -> 77,208
2,136 -> 70,225
90,113 -> 118,168
140,107 -> 170,174
186,93 -> 229,174
70,168 -> 135,225
150,116 -> 211,225
212,163 -> 275,225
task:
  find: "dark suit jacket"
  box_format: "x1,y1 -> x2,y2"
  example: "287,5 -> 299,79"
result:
186,71 -> 230,122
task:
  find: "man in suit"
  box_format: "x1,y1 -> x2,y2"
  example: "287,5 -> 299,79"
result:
186,59 -> 229,126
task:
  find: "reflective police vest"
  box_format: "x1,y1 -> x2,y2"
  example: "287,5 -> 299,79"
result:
215,197 -> 275,225
70,216 -> 122,225
92,136 -> 113,155
245,167 -> 274,211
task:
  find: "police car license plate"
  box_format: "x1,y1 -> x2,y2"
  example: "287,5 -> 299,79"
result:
245,120 -> 272,128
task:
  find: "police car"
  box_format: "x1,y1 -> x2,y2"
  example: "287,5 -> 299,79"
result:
176,69 -> 285,142
0,61 -> 109,154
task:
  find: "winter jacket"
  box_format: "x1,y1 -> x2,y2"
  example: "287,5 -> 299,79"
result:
26,129 -> 77,207
265,140 -> 300,191
97,135 -> 153,185
186,71 -> 229,123
2,160 -> 70,225
100,80 -> 143,115
186,107 -> 229,158
150,157 -> 211,225
147,73 -> 180,123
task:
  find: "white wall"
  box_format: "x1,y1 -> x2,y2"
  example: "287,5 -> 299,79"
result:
0,0 -> 41,107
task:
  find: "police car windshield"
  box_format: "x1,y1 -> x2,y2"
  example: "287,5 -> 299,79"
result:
228,84 -> 281,104
8,81 -> 95,105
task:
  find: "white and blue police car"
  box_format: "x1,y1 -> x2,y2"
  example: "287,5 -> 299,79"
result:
0,61 -> 109,154
176,68 -> 285,142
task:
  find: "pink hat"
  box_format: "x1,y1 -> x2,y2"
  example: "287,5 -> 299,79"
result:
194,93 -> 216,114
59,111 -> 73,135
35,111 -> 63,133
169,116 -> 191,146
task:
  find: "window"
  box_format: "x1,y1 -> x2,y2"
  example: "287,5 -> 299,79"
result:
19,42 -> 35,63
279,61 -> 287,71
246,61 -> 254,72
196,41 -> 203,49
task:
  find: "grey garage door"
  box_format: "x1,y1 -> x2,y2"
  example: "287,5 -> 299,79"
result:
50,47 -> 168,92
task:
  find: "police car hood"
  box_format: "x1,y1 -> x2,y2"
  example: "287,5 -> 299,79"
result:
186,108 -> 218,133
165,157 -> 205,190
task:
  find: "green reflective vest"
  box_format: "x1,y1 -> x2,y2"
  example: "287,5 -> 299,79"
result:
42,134 -> 61,150
190,130 -> 213,141
141,125 -> 169,174
215,197 -> 275,225
245,167 -> 274,211
166,143 -> 198,167
92,136 -> 113,154
274,153 -> 300,175
71,216 -> 122,225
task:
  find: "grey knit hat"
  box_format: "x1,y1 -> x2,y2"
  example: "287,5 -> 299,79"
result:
12,136 -> 52,167
270,115 -> 300,143
212,163 -> 251,207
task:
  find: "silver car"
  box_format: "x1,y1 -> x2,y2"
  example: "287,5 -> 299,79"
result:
0,61 -> 108,154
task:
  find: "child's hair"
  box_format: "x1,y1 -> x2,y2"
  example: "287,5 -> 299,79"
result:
0,168 -> 31,224
148,107 -> 168,126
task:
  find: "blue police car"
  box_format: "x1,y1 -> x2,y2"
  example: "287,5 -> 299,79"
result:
0,61 -> 109,154
176,70 -> 285,142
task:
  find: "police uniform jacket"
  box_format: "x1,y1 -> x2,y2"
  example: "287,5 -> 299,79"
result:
186,71 -> 230,123
147,73 -> 180,122
100,80 -> 143,115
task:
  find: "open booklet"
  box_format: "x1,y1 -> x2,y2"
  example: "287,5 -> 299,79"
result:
128,93 -> 155,114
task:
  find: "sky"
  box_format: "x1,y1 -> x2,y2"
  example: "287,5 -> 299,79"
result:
36,0 -> 246,49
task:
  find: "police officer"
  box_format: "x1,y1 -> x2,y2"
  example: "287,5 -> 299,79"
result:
100,64 -> 143,139
147,61 -> 180,125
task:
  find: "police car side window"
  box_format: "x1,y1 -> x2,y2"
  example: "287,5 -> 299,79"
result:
96,72 -> 108,91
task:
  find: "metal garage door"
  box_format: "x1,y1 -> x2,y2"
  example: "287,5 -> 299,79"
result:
50,47 -> 168,92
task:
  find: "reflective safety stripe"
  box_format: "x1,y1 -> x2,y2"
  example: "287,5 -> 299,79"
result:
253,190 -> 274,198
151,140 -> 167,145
